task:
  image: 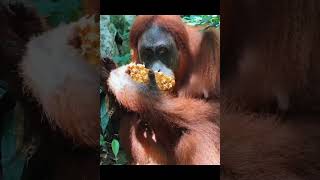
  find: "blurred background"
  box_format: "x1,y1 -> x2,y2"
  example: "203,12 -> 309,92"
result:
0,0 -> 98,179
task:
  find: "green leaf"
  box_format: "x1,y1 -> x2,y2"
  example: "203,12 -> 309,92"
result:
100,114 -> 109,134
182,15 -> 220,27
112,53 -> 131,66
1,107 -> 25,180
111,139 -> 120,158
100,134 -> 106,146
100,94 -> 109,133
117,151 -> 128,165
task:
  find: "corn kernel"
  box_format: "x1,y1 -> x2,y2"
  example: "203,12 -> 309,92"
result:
76,17 -> 100,66
127,63 -> 175,91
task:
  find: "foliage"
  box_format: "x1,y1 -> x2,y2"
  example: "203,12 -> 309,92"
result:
110,15 -> 133,65
31,0 -> 82,27
100,88 -> 109,134
100,87 -> 128,165
100,15 -> 135,165
100,16 -> 119,59
100,15 -> 134,65
1,83 -> 25,180
182,15 -> 220,28
112,53 -> 131,66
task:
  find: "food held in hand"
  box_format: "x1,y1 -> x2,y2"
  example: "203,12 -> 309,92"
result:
127,63 -> 175,91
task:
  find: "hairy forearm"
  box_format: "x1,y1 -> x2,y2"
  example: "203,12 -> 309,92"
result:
153,96 -> 219,126
108,64 -> 219,128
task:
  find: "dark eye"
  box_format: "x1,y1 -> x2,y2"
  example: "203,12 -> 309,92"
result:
142,47 -> 153,56
158,47 -> 168,55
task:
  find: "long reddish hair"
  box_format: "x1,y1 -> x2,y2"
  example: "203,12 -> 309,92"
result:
129,15 -> 193,89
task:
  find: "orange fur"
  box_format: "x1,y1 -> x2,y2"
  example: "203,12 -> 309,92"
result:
222,106 -> 320,180
82,0 -> 99,16
0,2 -> 98,179
222,1 -> 320,179
107,15 -> 220,165
222,0 -> 320,112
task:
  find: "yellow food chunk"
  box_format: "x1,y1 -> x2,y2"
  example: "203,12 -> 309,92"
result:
127,63 -> 175,91
76,16 -> 100,66
155,72 -> 175,91
127,63 -> 150,84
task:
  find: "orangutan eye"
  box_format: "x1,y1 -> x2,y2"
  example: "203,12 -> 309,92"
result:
141,47 -> 153,57
157,47 -> 168,55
